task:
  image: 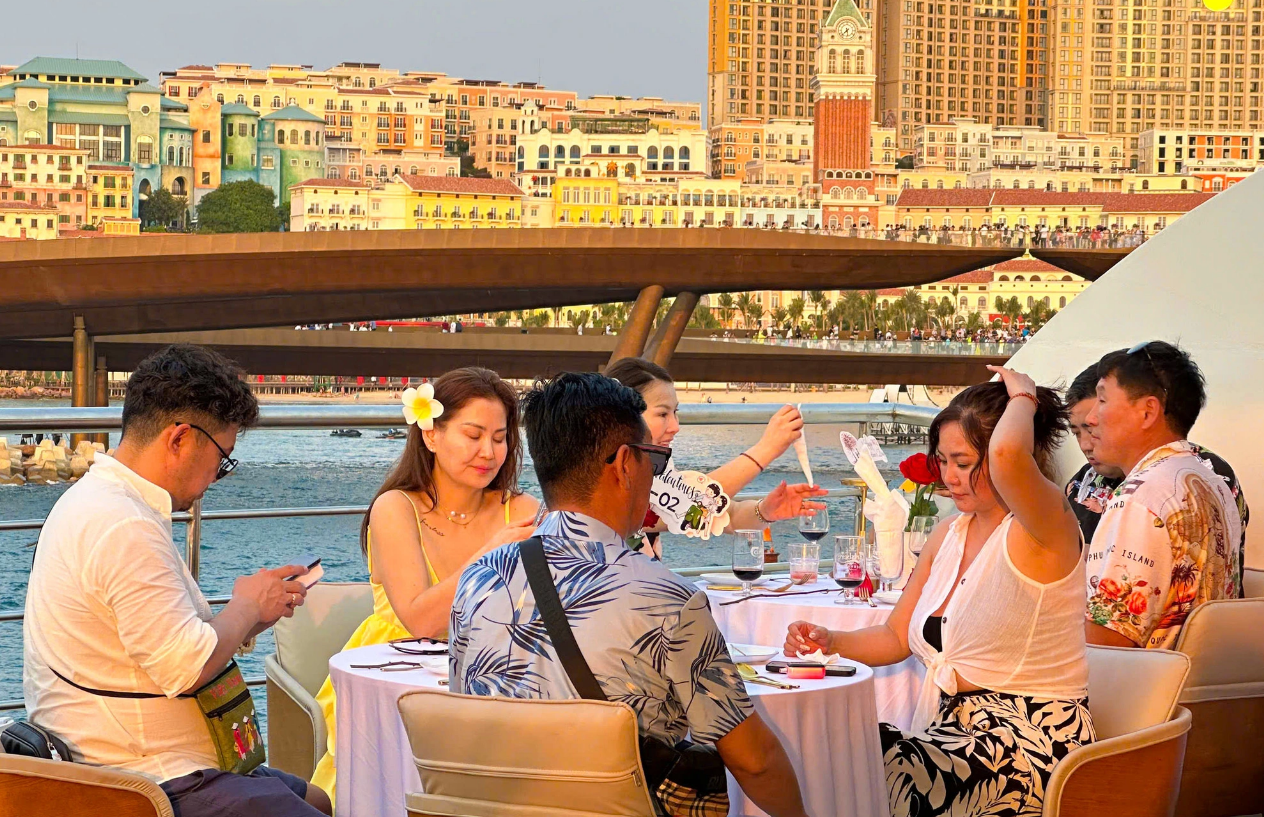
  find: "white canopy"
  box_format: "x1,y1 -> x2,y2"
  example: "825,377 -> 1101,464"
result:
1008,170 -> 1263,567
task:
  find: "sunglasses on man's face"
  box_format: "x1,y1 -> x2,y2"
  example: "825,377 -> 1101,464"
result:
606,443 -> 672,477
1126,341 -> 1169,402
178,423 -> 239,481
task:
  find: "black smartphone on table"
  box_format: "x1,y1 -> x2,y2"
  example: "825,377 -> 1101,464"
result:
765,660 -> 857,677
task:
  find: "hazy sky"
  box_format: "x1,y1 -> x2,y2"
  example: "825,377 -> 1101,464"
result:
2,0 -> 707,103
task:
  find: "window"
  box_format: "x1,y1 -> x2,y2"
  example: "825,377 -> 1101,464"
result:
201,130 -> 211,144
227,123 -> 235,137
201,172 -> 211,185
261,155 -> 274,169
253,95 -> 261,107
136,137 -> 153,164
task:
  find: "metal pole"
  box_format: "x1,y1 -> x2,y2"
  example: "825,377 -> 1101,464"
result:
644,291 -> 700,368
607,284 -> 664,366
841,478 -> 868,538
185,498 -> 202,581
70,316 -> 92,449
93,355 -> 109,449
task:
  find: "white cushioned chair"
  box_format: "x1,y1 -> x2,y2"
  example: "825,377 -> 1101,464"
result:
1243,567 -> 1264,599
397,688 -> 657,817
264,581 -> 373,779
1173,598 -> 1264,817
0,753 -> 173,817
1042,645 -> 1192,817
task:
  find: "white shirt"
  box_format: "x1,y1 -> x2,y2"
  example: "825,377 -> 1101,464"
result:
906,513 -> 1089,734
23,453 -> 219,782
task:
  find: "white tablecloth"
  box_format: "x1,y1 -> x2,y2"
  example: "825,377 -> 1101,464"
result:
703,577 -> 925,731
331,642 -> 889,817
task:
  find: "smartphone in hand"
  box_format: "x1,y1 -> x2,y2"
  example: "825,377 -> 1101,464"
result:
286,554 -> 324,589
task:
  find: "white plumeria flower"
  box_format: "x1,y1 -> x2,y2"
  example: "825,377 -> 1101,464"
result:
401,383 -> 444,430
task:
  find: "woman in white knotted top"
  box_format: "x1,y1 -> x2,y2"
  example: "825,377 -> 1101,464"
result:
785,366 -> 1096,817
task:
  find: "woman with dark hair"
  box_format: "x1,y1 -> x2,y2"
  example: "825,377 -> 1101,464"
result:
310,367 -> 537,798
784,366 -> 1094,816
604,357 -> 825,555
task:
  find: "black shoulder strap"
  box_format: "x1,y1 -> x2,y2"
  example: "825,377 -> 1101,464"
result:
48,666 -> 171,699
519,536 -> 607,702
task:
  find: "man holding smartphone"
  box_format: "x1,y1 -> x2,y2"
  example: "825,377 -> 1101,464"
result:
23,344 -> 332,817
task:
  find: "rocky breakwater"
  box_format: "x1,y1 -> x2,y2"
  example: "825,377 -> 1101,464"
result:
0,438 -> 104,485
0,386 -> 67,399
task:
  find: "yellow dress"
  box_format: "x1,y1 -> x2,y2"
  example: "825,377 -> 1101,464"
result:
309,495 -> 510,801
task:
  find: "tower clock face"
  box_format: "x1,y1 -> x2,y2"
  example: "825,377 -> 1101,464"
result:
839,21 -> 857,39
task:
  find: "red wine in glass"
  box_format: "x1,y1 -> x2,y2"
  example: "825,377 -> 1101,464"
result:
800,529 -> 828,542
833,561 -> 865,604
733,567 -> 764,582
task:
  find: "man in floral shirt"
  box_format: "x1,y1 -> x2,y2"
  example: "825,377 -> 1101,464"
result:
1065,363 -> 1248,550
1083,343 -> 1243,650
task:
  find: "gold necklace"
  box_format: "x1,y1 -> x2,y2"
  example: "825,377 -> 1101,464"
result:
430,492 -> 484,527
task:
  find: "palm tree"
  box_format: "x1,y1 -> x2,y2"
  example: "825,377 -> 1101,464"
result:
827,301 -> 847,333
745,298 -> 766,331
899,291 -> 925,331
808,290 -> 831,334
734,293 -> 756,328
787,297 -> 805,330
567,309 -> 591,330
841,291 -> 866,332
770,306 -> 789,330
550,305 -> 564,328
716,293 -> 737,328
862,290 -> 879,331
965,311 -> 985,332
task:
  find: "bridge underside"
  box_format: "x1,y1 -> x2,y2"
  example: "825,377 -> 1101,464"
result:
0,329 -> 1006,387
0,230 -> 1043,340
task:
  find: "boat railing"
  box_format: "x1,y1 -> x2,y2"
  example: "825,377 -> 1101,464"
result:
0,402 -> 940,712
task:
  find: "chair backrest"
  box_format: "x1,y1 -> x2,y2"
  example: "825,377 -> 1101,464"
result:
1171,598 -> 1264,817
397,689 -> 657,817
1085,645 -> 1190,740
273,582 -> 373,695
1243,567 -> 1264,599
1174,597 -> 1264,700
0,753 -> 173,817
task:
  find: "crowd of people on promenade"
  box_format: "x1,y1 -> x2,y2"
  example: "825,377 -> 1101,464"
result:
18,338 -> 1247,817
720,324 -> 1035,347
814,223 -> 1153,249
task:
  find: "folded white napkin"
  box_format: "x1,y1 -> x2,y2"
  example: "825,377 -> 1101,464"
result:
793,649 -> 840,665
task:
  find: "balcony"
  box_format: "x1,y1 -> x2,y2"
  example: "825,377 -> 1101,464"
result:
12,161 -> 26,170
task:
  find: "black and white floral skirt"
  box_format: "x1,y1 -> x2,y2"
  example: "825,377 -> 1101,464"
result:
879,692 -> 1095,817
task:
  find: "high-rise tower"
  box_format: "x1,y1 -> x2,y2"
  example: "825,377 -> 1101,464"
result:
813,0 -> 878,228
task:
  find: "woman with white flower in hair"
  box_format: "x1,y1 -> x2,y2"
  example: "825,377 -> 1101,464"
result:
310,367 -> 538,799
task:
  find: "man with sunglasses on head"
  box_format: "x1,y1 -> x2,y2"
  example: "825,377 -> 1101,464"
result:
450,372 -> 808,817
1082,341 -> 1244,651
24,344 -> 332,816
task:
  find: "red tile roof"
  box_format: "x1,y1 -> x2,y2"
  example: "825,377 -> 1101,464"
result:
936,270 -> 997,284
1097,192 -> 1215,213
87,163 -> 133,172
876,287 -> 905,296
989,190 -> 1105,206
990,258 -> 1066,273
396,174 -> 523,196
895,188 -> 993,207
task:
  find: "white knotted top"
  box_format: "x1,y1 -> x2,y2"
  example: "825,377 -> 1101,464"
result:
906,513 -> 1089,734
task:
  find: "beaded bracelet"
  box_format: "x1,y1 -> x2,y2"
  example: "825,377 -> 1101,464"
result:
1010,392 -> 1039,407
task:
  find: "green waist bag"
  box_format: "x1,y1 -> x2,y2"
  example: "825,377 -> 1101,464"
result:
193,661 -> 265,775
52,659 -> 265,775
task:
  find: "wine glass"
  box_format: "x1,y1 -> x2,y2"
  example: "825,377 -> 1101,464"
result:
789,542 -> 820,585
908,515 -> 937,557
731,530 -> 764,597
876,528 -> 905,593
798,504 -> 829,543
832,535 -> 865,605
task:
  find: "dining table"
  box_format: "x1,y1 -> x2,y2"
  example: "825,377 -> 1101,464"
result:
329,642 -> 890,817
700,574 -> 926,731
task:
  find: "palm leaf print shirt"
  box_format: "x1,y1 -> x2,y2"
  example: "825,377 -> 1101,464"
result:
450,511 -> 753,745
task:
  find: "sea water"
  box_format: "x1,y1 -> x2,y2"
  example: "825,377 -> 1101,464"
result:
0,400 -> 919,733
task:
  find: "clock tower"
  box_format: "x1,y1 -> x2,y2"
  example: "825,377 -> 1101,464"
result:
812,0 -> 877,227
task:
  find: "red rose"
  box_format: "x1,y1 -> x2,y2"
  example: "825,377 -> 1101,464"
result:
1126,591 -> 1148,616
1098,577 -> 1123,600
900,453 -> 940,486
643,508 -> 661,530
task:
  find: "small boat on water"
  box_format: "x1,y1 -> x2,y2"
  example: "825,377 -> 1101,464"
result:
379,429 -> 407,439
330,429 -> 362,438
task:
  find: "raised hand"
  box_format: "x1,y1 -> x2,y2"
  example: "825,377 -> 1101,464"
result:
784,620 -> 834,656
759,481 -> 829,522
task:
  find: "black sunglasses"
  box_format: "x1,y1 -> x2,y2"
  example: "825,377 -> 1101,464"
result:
389,637 -> 449,656
180,423 -> 239,481
606,443 -> 672,476
1127,341 -> 1169,403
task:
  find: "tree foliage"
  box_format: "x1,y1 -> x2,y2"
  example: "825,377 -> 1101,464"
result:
139,187 -> 187,229
196,180 -> 282,233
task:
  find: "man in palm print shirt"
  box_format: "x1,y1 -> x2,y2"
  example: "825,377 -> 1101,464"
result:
449,373 -> 807,817
1080,345 -> 1244,650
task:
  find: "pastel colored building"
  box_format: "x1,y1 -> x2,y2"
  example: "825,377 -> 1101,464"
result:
289,178 -> 375,231
0,57 -> 194,217
393,174 -> 522,229
262,104 -> 325,209
0,200 -> 60,238
219,102 -> 260,185
0,144 -> 90,228
86,162 -> 134,226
